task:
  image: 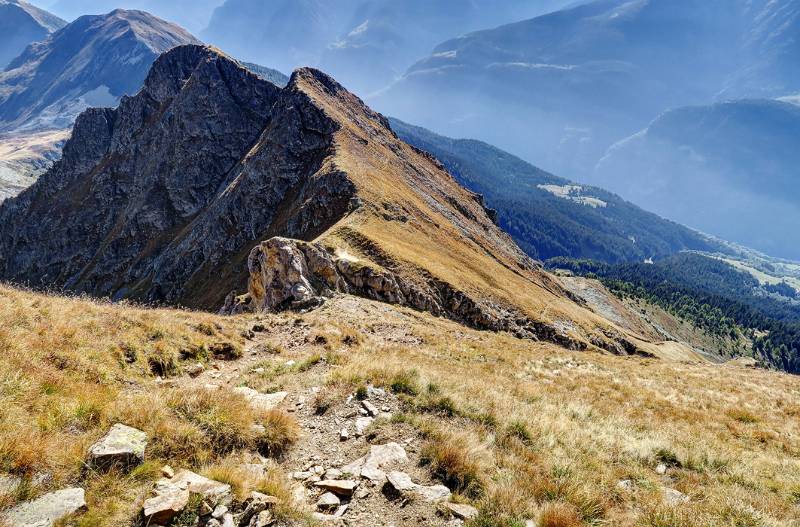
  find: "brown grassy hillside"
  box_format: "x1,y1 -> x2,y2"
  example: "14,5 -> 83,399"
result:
0,285 -> 797,526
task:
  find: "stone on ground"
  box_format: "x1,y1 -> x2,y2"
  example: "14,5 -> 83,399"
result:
314,480 -> 358,496
445,502 -> 480,520
316,492 -> 341,510
233,386 -> 288,411
415,484 -> 451,502
145,469 -> 232,524
0,473 -> 21,495
2,488 -> 87,527
663,487 -> 690,505
87,423 -> 147,470
342,442 -> 408,483
386,471 -> 416,492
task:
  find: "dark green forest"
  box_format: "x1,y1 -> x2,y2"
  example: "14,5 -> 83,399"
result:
390,118 -> 725,263
547,253 -> 800,373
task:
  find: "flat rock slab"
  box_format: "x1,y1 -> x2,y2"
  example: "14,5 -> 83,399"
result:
386,471 -> 451,502
313,480 -> 358,496
88,423 -> 147,470
233,387 -> 288,411
342,442 -> 408,483
445,502 -> 480,520
145,469 -> 232,524
2,488 -> 86,527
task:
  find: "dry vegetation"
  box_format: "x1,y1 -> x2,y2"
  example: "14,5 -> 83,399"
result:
0,285 -> 299,525
0,286 -> 798,526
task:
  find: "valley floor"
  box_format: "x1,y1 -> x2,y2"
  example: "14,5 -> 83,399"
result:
0,285 -> 798,526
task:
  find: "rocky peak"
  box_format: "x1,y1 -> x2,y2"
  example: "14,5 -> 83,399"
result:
0,0 -> 65,69
0,9 -> 199,132
0,44 -> 642,352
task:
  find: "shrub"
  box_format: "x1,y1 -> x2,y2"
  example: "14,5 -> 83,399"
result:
421,433 -> 482,496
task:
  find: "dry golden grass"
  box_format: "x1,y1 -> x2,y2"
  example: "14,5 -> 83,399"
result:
311,297 -> 800,527
0,285 -> 297,525
1,285 -> 799,526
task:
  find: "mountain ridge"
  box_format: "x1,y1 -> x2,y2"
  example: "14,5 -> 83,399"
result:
0,0 -> 66,69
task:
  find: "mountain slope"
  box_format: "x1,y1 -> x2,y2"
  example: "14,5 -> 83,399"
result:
0,0 -> 65,69
0,9 -> 199,132
390,118 -> 723,264
201,0 -> 578,96
47,0 -> 223,33
378,0 -> 800,180
0,44 -> 682,357
593,99 -> 800,259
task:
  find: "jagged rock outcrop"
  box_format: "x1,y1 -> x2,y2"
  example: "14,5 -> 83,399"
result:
0,44 -> 648,352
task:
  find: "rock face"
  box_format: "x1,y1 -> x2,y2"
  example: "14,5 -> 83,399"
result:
0,9 -> 199,133
1,487 -> 87,527
0,44 -> 641,352
0,0 -> 65,69
87,423 -> 147,470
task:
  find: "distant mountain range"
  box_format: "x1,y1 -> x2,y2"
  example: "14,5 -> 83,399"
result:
593,98 -> 800,259
390,118 -> 724,264
201,0 -> 577,95
40,0 -> 223,33
0,8 -> 198,132
0,0 -> 65,68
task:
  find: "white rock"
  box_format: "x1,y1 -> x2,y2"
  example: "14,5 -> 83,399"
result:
316,492 -> 340,510
341,443 -> 408,483
386,471 -> 416,492
663,487 -> 690,505
1,488 -> 87,527
339,428 -> 350,441
87,423 -> 147,470
354,417 -> 373,437
617,479 -> 635,492
212,504 -> 229,519
233,387 -> 288,411
415,484 -> 451,502
445,503 -> 479,520
656,463 -> 667,475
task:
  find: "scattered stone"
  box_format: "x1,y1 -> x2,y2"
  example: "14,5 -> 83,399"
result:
233,386 -> 288,411
342,443 -> 408,483
185,362 -> 205,377
663,487 -> 690,505
416,485 -> 451,502
207,519 -> 222,527
361,400 -> 379,417
445,503 -> 479,520
161,465 -> 175,479
339,428 -> 350,441
87,424 -> 148,471
292,471 -> 313,481
253,367 -> 265,374
386,471 -> 416,492
239,492 -> 277,526
314,480 -> 358,496
286,360 -> 296,367
617,480 -> 635,492
367,385 -> 386,397
199,501 -> 213,516
313,465 -> 325,475
222,513 -> 235,527
334,504 -> 349,517
145,470 -> 231,524
316,492 -> 341,511
354,417 -> 373,437
212,504 -> 229,519
143,485 -> 190,524
249,510 -> 273,527
656,463 -> 667,475
1,488 -> 87,527
355,488 -> 370,499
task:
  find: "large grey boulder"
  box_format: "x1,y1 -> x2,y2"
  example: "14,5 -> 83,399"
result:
1,488 -> 87,527
87,423 -> 147,470
341,442 -> 408,483
143,469 -> 231,524
232,386 -> 288,411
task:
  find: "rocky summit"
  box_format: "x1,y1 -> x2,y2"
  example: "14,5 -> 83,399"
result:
0,44 -> 662,355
